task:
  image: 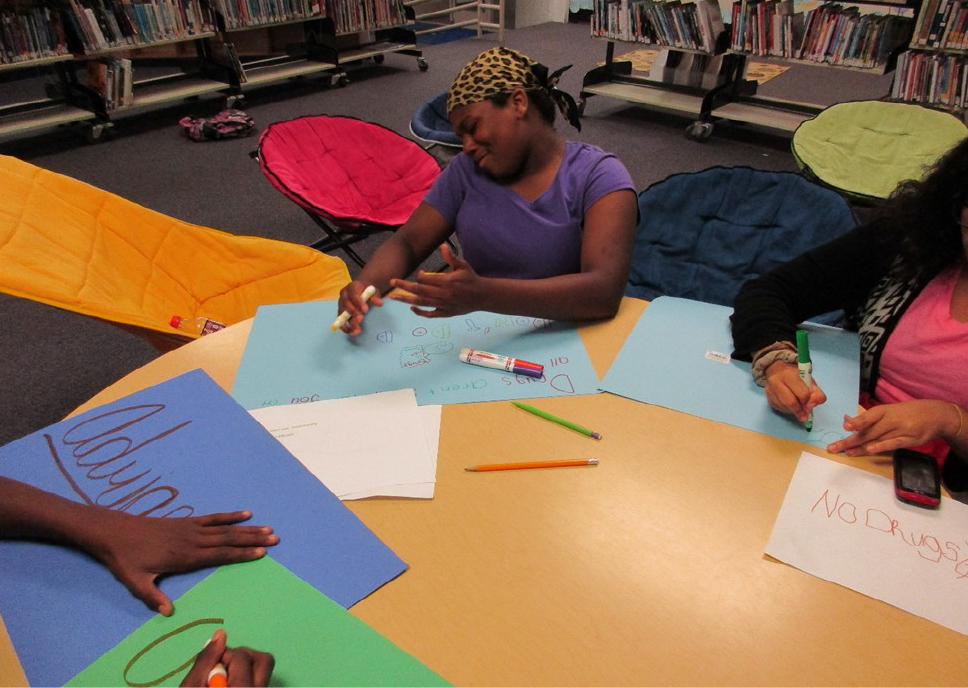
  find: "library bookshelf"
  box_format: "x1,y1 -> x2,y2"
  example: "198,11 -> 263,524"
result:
580,0 -> 742,140
890,0 -> 968,113
0,0 -> 425,141
580,0 -> 918,138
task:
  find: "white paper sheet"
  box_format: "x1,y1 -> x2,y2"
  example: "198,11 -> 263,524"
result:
250,389 -> 439,499
767,451 -> 968,636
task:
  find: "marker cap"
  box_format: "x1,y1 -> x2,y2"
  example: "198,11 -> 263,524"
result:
796,329 -> 811,364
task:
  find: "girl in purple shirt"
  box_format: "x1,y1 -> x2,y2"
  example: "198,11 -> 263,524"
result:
336,47 -> 638,335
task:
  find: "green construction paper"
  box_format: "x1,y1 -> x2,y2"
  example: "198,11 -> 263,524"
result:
67,558 -> 451,687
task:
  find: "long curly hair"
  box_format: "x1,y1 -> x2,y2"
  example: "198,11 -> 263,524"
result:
872,135 -> 968,282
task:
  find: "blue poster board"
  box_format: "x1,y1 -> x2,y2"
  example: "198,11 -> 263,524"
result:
231,300 -> 601,409
0,370 -> 406,686
602,297 -> 861,446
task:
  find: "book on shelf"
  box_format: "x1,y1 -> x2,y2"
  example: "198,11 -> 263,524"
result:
893,49 -> 968,109
85,55 -> 132,108
648,48 -> 727,86
207,36 -> 247,82
593,0 -> 724,51
60,0 -> 215,52
325,0 -> 404,33
0,2 -> 71,64
730,0 -> 803,57
914,0 -> 968,48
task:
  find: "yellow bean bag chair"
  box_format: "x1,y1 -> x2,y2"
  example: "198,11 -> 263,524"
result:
0,154 -> 350,349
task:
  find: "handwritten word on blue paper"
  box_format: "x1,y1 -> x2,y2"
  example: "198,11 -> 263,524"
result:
602,297 -> 861,444
0,370 -> 406,686
231,300 -> 601,409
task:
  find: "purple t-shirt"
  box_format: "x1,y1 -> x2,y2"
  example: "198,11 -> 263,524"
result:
423,141 -> 635,279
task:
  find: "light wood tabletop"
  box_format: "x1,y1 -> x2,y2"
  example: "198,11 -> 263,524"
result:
2,297 -> 966,686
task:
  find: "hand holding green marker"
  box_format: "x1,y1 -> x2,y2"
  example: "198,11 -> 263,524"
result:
796,329 -> 814,431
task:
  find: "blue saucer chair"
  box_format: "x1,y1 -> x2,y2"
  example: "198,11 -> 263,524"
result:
627,166 -> 858,316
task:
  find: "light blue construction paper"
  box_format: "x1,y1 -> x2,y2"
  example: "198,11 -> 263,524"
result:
0,370 -> 406,687
231,300 -> 600,409
602,296 -> 861,447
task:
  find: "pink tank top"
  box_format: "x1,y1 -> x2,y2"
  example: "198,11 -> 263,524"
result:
875,265 -> 968,409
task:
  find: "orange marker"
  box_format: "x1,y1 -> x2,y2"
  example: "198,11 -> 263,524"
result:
465,458 -> 599,472
207,663 -> 227,688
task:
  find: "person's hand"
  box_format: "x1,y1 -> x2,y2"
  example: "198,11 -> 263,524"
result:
827,399 -> 963,457
180,630 -> 275,687
387,244 -> 482,318
336,280 -> 385,336
79,509 -> 278,616
763,361 -> 827,423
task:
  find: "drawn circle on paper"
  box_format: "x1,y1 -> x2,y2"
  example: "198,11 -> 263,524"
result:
122,617 -> 224,687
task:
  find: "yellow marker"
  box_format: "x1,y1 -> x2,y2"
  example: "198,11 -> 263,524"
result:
331,285 -> 377,330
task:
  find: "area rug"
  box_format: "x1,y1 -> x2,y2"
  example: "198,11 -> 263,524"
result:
602,48 -> 791,84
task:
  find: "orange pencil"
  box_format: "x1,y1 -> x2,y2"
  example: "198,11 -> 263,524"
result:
464,458 -> 599,472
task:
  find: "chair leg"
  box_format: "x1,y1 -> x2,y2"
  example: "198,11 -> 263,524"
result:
303,210 -> 369,268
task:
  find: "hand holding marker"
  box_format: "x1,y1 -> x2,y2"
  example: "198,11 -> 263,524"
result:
331,285 -> 377,331
796,329 -> 813,431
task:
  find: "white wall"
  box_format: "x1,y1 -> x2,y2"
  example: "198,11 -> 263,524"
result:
509,0 -> 570,27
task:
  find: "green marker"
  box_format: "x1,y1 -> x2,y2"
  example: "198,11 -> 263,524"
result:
511,401 -> 603,439
796,329 -> 814,432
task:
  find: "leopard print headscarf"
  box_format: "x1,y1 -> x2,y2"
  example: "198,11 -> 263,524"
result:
446,47 -> 581,131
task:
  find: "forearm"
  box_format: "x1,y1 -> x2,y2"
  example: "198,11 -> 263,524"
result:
474,271 -> 625,321
356,204 -> 452,293
731,223 -> 890,359
0,477 -> 98,549
354,233 -> 423,294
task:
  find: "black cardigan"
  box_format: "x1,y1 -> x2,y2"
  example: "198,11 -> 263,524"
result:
730,222 -> 931,396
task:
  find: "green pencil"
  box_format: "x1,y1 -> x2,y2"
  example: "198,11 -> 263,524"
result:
511,401 -> 603,440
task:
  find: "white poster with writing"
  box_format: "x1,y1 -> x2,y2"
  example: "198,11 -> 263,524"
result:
767,451 -> 968,636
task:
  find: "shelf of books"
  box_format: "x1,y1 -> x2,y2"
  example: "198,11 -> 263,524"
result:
891,50 -> 968,108
729,0 -> 915,73
0,0 -> 424,140
212,0 -> 325,30
217,0 -> 421,91
582,0 -> 744,140
583,0 -> 921,137
890,0 -> 968,110
591,0 -> 728,53
0,3 -> 94,137
1,3 -> 71,66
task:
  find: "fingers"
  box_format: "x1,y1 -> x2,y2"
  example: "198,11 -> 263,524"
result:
197,525 -> 279,548
827,409 -> 892,456
439,243 -> 468,270
337,284 -> 383,336
192,514 -> 279,548
765,376 -> 825,422
411,305 -> 446,318
439,242 -> 457,266
188,545 -> 269,569
223,646 -> 275,687
119,569 -> 174,616
180,631 -> 228,687
195,511 -> 253,527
